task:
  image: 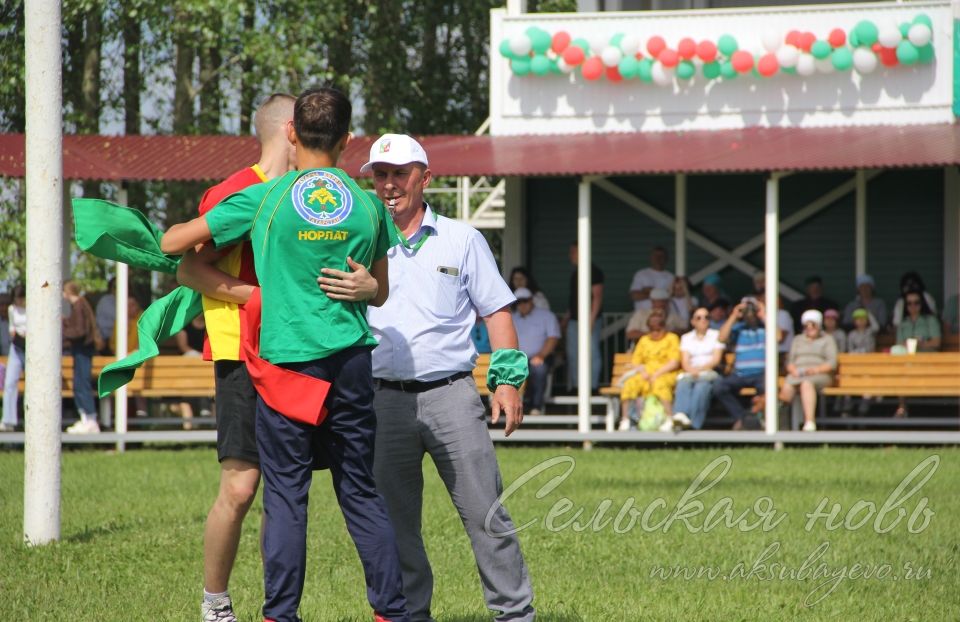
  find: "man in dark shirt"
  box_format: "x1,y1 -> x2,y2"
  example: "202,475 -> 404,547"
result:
562,243 -> 604,390
790,276 -> 839,332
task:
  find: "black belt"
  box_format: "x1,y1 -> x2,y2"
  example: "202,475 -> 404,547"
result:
375,371 -> 472,393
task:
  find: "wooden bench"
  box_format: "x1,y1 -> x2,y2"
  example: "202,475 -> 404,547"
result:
823,352 -> 960,398
1,355 -> 216,398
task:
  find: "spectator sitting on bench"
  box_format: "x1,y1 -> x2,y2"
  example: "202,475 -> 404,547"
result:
512,287 -> 560,415
626,288 -> 686,342
842,274 -> 888,331
617,309 -> 680,431
823,309 -> 846,353
894,289 -> 942,418
669,275 -> 697,325
707,298 -> 731,331
713,297 -> 772,431
840,308 -> 880,416
779,310 -> 837,432
790,276 -> 839,333
509,266 -> 551,311
671,306 -> 724,430
892,271 -> 937,327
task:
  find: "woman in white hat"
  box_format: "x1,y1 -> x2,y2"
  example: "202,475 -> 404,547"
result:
779,309 -> 837,432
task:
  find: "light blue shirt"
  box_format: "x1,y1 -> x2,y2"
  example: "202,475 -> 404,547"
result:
512,307 -> 560,357
368,205 -> 516,381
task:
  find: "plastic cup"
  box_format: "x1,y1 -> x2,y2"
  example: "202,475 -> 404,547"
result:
905,338 -> 918,354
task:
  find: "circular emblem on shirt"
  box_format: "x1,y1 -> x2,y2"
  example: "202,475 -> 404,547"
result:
291,170 -> 353,227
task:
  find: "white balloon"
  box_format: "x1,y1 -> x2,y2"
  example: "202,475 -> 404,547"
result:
776,44 -> 800,68
908,23 -> 932,47
853,47 -> 878,74
796,53 -> 816,76
601,45 -> 623,67
509,34 -> 532,57
762,30 -> 782,53
877,25 -> 902,48
814,57 -> 835,73
652,62 -> 674,86
590,35 -> 609,55
619,34 -> 641,56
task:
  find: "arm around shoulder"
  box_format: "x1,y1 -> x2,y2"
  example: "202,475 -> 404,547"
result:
161,216 -> 212,255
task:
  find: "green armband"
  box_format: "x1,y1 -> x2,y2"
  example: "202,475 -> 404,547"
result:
486,348 -> 529,393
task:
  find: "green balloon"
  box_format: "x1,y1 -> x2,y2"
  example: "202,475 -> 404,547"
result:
781,65 -> 796,74
702,61 -> 721,79
499,39 -> 515,59
637,58 -> 654,83
610,32 -> 625,47
918,44 -> 935,64
530,54 -> 551,76
676,60 -> 696,80
831,47 -> 853,71
913,13 -> 933,29
571,37 -> 590,54
899,22 -> 911,38
526,27 -> 552,54
718,34 -> 738,57
811,40 -> 831,59
849,29 -> 860,48
854,20 -> 878,46
549,58 -> 561,74
511,57 -> 531,76
618,56 -> 639,79
896,40 -> 919,66
720,61 -> 737,79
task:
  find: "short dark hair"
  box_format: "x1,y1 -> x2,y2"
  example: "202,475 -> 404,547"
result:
293,87 -> 351,152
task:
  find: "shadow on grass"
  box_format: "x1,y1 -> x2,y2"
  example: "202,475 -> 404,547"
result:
64,520 -> 131,544
443,614 -> 584,622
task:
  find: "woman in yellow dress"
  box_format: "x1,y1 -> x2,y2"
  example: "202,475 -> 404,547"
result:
618,309 -> 681,430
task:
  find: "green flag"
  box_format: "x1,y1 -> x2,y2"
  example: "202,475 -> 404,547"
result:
72,198 -> 202,396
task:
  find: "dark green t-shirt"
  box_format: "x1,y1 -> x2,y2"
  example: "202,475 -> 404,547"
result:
206,168 -> 391,364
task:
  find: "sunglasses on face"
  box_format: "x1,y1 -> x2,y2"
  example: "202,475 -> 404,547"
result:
693,314 -> 708,320
906,299 -> 921,306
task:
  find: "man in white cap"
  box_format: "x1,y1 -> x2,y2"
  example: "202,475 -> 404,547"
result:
625,287 -> 686,341
362,134 -> 536,622
512,286 -> 560,415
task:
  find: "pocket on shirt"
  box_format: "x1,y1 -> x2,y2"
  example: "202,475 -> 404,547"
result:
434,271 -> 461,318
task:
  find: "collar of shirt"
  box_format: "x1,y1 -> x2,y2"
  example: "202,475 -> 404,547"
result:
405,202 -> 438,246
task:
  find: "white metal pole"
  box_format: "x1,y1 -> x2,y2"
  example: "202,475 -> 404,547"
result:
23,0 -> 63,546
855,170 -> 867,276
675,174 -> 686,277
764,175 -> 780,436
115,187 -> 130,453
577,178 -> 592,434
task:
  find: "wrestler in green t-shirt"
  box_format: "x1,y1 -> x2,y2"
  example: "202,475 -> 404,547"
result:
206,167 -> 391,363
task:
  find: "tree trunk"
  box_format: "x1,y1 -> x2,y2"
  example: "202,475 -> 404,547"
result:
122,11 -> 146,213
238,0 -> 255,134
80,7 -> 102,201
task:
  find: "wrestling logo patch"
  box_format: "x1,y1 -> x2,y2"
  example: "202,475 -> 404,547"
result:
292,170 -> 353,227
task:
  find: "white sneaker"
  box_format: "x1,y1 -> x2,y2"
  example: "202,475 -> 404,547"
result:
658,418 -> 674,432
201,594 -> 238,622
529,408 -> 542,416
66,419 -> 101,434
802,421 -> 817,432
618,418 -> 631,431
672,412 -> 692,429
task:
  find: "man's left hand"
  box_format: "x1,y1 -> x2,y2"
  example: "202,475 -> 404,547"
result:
530,355 -> 545,367
318,256 -> 378,302
491,384 -> 523,437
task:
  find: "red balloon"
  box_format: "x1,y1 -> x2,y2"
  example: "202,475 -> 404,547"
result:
581,56 -> 604,80
678,38 -> 697,60
647,35 -> 666,58
731,50 -> 754,73
757,53 -> 779,77
871,42 -> 883,53
785,30 -> 802,48
827,28 -> 846,48
797,31 -> 816,52
551,31 -> 572,55
562,45 -> 585,66
606,66 -> 623,82
879,46 -> 898,67
659,48 -> 680,68
696,40 -> 717,63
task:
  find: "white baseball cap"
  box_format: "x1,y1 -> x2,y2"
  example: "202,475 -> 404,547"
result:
514,287 -> 533,301
360,133 -> 429,174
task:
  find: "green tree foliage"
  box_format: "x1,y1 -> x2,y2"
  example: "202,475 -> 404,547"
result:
1,0 -> 510,292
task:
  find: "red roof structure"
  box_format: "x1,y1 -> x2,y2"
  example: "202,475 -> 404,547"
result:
1,124 -> 958,181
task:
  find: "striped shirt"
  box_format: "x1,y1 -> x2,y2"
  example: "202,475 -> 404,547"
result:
730,322 -> 765,377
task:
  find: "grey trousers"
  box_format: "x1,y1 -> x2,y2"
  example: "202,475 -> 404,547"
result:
373,376 -> 535,622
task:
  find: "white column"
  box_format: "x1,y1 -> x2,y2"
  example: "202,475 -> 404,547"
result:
855,170 -> 867,277
577,178 -> 592,434
764,175 -> 780,436
675,174 -> 687,277
115,187 -> 130,453
23,0 -> 63,546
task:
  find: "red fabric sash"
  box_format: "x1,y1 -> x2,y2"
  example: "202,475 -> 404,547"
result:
239,288 -> 330,426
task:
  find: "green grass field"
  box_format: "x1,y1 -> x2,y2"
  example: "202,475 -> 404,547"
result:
1,445 -> 957,621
